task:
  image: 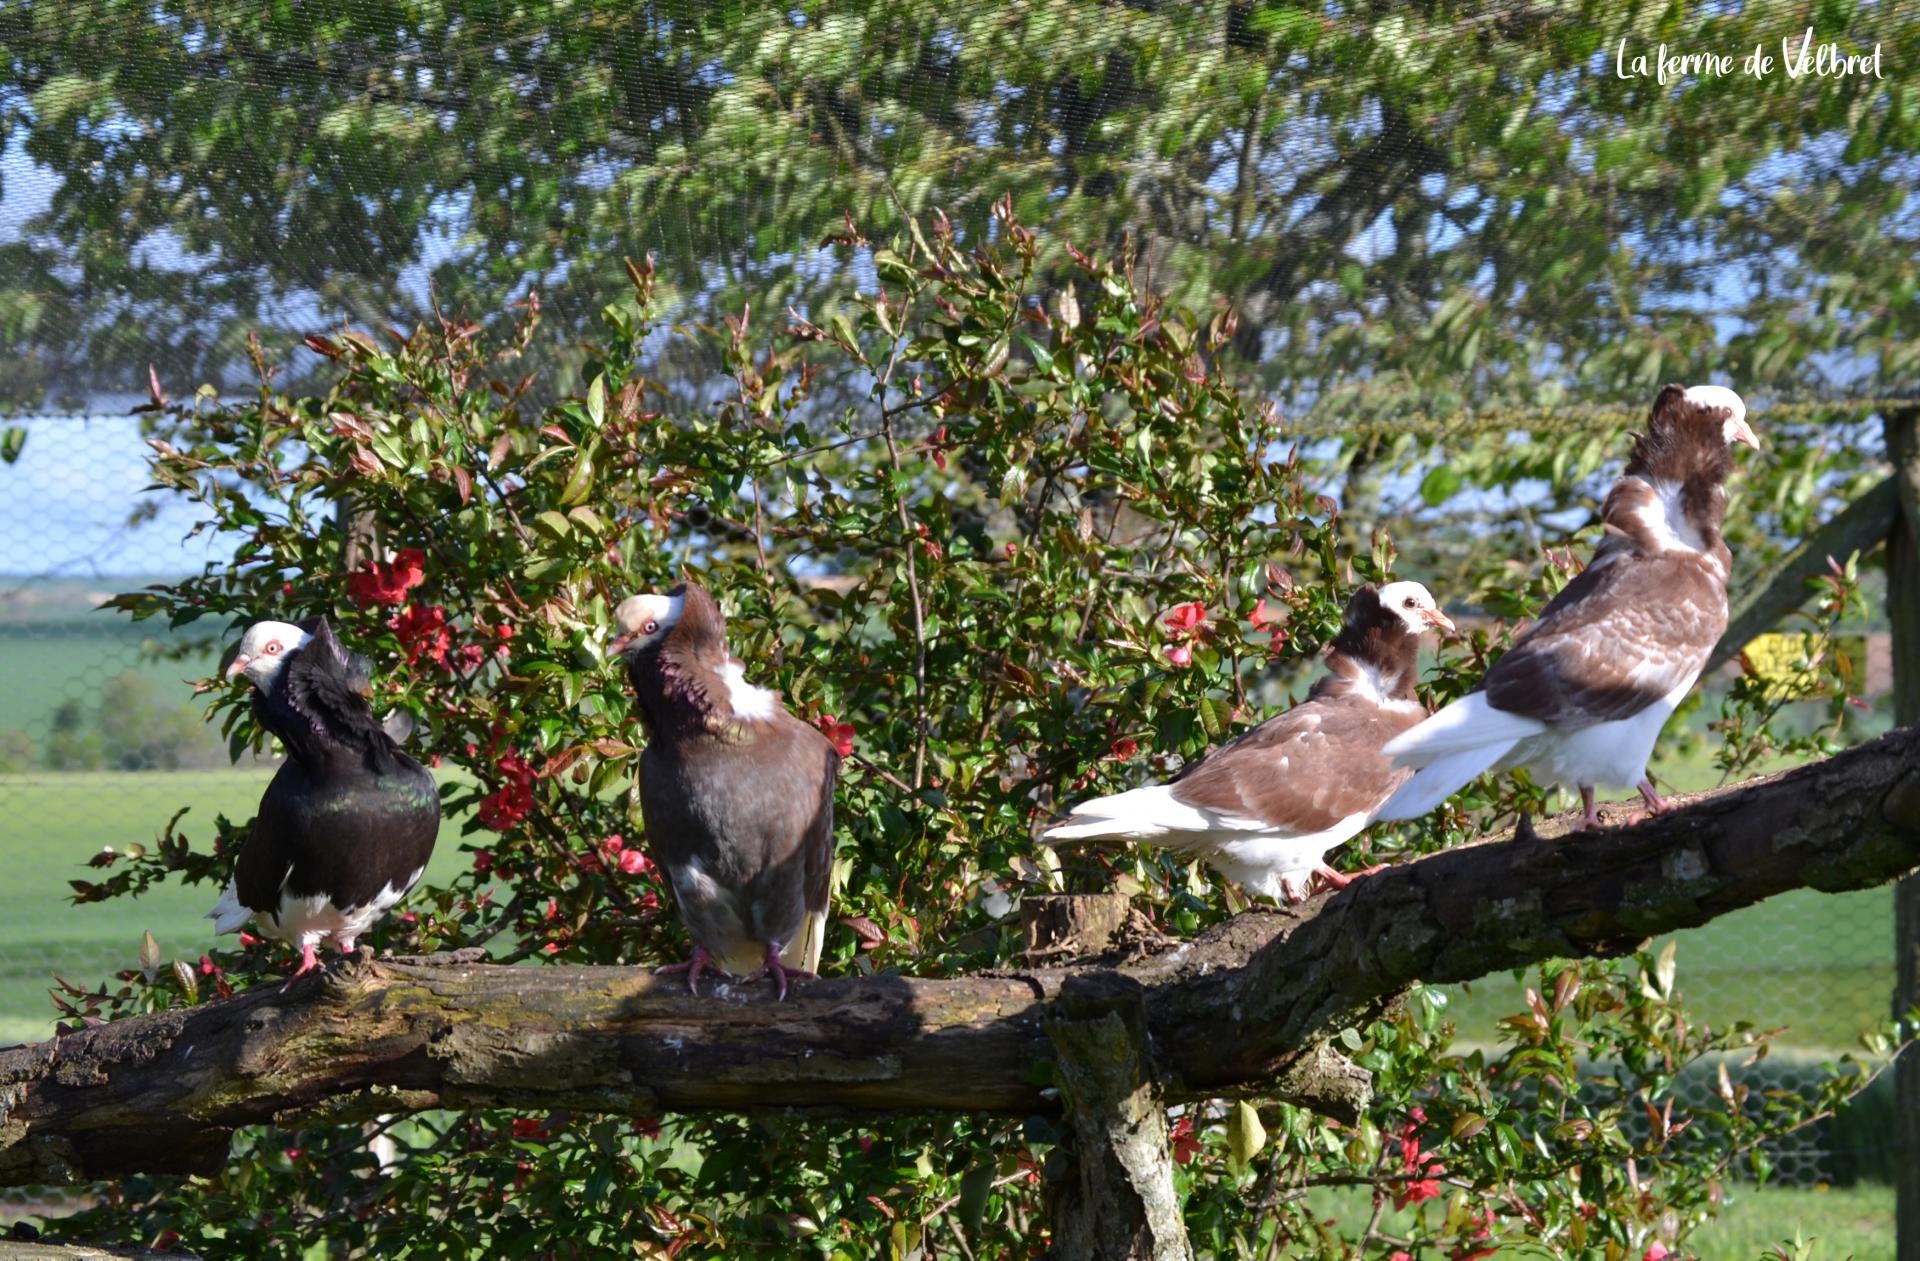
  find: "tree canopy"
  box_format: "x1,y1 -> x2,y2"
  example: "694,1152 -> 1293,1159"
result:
1,0 -> 1915,417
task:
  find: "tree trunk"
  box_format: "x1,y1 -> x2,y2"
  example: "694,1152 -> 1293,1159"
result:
1044,976 -> 1194,1261
3,727 -> 1918,1188
1885,408 -> 1920,1261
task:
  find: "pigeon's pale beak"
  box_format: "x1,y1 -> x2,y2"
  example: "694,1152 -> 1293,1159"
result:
225,654 -> 251,680
1422,608 -> 1457,635
607,631 -> 637,658
1729,418 -> 1760,450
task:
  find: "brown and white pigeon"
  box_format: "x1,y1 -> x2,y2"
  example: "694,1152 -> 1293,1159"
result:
1043,582 -> 1454,902
209,617 -> 439,982
611,582 -> 838,999
1376,384 -> 1758,829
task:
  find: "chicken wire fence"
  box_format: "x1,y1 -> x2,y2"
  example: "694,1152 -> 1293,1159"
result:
0,0 -> 1914,1196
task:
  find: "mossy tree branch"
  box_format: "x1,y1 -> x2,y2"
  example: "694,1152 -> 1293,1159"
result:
3,727 -> 1917,1190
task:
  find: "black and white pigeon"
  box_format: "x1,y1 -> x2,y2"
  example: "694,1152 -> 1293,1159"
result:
209,617 -> 439,981
1042,582 -> 1455,902
611,582 -> 839,999
1376,384 -> 1758,829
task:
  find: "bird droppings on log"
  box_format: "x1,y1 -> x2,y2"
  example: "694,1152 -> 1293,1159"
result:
0,725 -> 1915,1187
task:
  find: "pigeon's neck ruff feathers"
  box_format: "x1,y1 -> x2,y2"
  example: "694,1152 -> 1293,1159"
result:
256,621 -> 407,774
628,584 -> 782,736
1312,586 -> 1424,710
1603,383 -> 1739,576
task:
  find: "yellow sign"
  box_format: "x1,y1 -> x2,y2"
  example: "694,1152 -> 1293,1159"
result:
1738,632 -> 1865,702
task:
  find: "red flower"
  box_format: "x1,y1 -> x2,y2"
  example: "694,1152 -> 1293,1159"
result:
457,642 -> 487,671
1005,542 -> 1019,560
1168,1115 -> 1203,1164
476,782 -> 532,831
1394,1174 -> 1444,1210
1390,1254 -> 1412,1261
511,1117 -> 550,1141
283,1148 -> 304,1161
473,849 -> 494,875
814,714 -> 856,757
1643,1245 -> 1671,1261
1166,644 -> 1192,667
927,425 -> 950,471
346,548 -> 426,608
197,955 -> 221,977
633,1117 -> 662,1140
1163,601 -> 1207,636
618,848 -> 652,876
543,942 -> 561,955
1249,599 -> 1279,630
1107,737 -> 1139,760
238,931 -> 262,947
390,603 -> 451,666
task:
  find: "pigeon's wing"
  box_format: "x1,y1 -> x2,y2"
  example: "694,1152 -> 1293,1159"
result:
232,767 -> 300,916
1168,697 -> 1423,836
1482,552 -> 1727,727
783,735 -> 839,974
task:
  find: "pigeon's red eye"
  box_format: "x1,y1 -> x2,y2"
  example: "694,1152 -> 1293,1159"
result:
643,620 -> 659,634
264,642 -> 281,655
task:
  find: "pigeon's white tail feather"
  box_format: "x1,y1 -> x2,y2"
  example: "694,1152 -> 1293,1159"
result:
208,880 -> 252,934
1382,693 -> 1546,766
783,908 -> 828,975
1042,784 -> 1253,843
1375,744 -> 1515,821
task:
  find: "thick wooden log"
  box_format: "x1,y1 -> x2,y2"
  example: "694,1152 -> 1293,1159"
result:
2,727 -> 1916,1188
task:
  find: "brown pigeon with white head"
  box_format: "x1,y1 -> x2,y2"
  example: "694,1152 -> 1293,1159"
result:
1377,384 -> 1758,828
1043,581 -> 1454,902
610,582 -> 838,999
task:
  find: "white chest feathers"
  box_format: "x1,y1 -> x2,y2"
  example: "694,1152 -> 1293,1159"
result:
719,659 -> 780,721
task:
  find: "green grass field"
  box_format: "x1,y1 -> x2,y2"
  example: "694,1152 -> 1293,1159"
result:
1305,1181 -> 1893,1259
0,769 -> 472,1047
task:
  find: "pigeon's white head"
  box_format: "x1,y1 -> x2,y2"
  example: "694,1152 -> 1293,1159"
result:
1376,581 -> 1455,636
225,620 -> 314,691
1682,384 -> 1758,449
609,592 -> 687,657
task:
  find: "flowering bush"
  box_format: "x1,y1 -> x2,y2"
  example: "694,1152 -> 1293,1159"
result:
61,205 -> 1886,1257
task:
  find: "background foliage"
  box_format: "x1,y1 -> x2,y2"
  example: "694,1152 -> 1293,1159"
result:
41,205 -> 1891,1258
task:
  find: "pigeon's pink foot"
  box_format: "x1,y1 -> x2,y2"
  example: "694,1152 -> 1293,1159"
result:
1569,785 -> 1601,832
1311,861 -> 1389,894
1624,779 -> 1673,826
656,946 -> 732,997
741,943 -> 816,1002
283,942 -> 322,991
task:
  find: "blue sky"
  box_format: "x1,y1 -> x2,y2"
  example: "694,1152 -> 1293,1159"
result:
0,411 -> 235,580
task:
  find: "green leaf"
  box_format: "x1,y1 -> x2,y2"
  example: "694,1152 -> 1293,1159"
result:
1197,695 -> 1233,739
558,447 -> 596,507
533,511 -> 573,542
1654,939 -> 1677,998
1419,464 -> 1462,507
139,930 -> 161,982
1226,1099 -> 1267,1172
585,374 -> 607,428
0,426 -> 25,464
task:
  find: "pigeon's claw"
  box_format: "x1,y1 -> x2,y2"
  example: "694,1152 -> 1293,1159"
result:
283,942 -> 323,991
741,944 -> 816,1002
1569,785 -> 1602,832
656,946 -> 731,997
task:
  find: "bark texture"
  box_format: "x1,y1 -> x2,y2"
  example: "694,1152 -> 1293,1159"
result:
1044,977 -> 1193,1261
2,726 -> 1916,1189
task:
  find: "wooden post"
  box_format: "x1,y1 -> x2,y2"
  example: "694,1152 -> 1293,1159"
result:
1886,407 -> 1920,1261
1044,974 -> 1194,1261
